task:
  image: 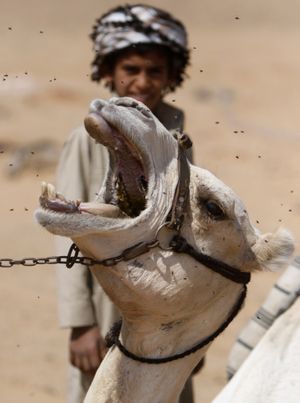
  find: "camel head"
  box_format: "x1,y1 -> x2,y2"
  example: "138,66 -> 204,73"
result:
35,97 -> 294,342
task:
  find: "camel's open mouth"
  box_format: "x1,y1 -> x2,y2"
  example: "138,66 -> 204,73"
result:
39,101 -> 149,219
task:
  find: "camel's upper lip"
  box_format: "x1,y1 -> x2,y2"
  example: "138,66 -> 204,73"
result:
39,99 -> 150,219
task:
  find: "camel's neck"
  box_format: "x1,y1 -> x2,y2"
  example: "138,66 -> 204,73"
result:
84,281 -> 243,403
84,340 -> 204,403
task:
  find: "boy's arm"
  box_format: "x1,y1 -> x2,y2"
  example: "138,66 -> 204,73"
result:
55,127 -> 109,372
55,127 -> 96,328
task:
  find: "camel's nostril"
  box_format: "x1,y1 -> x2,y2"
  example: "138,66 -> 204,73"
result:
137,106 -> 152,118
89,98 -> 106,113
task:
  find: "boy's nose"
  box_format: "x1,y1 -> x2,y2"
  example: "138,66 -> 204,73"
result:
135,72 -> 151,90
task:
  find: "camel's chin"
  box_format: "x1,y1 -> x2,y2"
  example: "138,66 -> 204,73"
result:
39,192 -> 123,218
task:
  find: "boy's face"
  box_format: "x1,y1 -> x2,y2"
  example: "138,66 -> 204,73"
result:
104,49 -> 171,111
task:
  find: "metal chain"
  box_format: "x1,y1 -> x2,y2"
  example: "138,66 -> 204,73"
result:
0,144 -> 188,270
0,239 -> 160,269
1,142 -> 189,270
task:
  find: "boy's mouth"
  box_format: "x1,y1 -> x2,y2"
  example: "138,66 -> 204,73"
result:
128,93 -> 157,109
130,94 -> 149,103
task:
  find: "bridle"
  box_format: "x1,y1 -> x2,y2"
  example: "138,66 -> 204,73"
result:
71,132 -> 251,364
0,133 -> 251,364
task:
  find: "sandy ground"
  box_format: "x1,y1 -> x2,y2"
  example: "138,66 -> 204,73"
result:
0,1 -> 300,402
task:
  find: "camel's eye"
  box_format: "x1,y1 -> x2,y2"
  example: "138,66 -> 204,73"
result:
203,199 -> 226,220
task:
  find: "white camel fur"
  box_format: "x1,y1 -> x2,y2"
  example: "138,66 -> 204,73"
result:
213,297 -> 300,403
36,97 -> 294,403
213,257 -> 300,403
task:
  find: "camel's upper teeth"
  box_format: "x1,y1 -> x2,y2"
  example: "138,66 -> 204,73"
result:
57,192 -> 68,202
41,181 -> 47,196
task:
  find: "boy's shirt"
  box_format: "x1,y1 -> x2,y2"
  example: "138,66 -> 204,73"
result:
55,101 -> 189,334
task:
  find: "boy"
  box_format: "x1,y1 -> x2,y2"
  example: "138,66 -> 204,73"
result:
56,4 -> 193,402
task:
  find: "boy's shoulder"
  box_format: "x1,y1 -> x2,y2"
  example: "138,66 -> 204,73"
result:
62,124 -> 106,160
68,124 -> 89,141
155,100 -> 184,117
65,125 -> 96,148
154,101 -> 184,131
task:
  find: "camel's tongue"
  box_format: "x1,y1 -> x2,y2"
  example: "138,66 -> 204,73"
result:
78,202 -> 121,217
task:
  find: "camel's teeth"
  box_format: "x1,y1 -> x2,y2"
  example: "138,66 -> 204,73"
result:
41,181 -> 48,197
56,192 -> 67,202
47,183 -> 56,200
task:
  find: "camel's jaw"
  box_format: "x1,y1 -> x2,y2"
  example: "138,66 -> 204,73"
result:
39,99 -> 149,218
84,99 -> 150,218
35,97 -> 179,240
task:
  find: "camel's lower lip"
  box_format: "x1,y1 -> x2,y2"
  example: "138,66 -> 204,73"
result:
39,194 -> 80,214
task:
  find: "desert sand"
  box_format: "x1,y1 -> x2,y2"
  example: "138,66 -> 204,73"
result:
0,1 -> 299,402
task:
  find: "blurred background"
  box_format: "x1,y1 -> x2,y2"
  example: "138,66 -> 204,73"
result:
0,1 -> 299,402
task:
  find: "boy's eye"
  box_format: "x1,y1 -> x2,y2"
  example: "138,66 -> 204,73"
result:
123,65 -> 140,75
149,67 -> 161,73
121,65 -> 165,77
148,67 -> 165,76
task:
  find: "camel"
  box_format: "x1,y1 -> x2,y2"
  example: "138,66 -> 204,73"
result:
213,258 -> 300,403
35,97 -> 294,403
213,297 -> 300,403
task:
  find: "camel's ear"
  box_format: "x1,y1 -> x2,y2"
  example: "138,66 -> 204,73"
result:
251,228 -> 294,271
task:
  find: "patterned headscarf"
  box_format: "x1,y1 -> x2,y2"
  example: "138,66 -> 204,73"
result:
90,4 -> 190,90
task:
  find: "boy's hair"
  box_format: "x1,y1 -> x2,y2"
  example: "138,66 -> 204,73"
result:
90,4 -> 190,92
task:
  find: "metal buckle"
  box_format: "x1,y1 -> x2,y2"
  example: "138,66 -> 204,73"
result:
122,242 -> 150,261
155,222 -> 178,251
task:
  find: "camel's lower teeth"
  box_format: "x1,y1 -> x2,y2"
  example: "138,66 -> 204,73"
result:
41,181 -> 57,199
41,182 -> 69,203
47,183 -> 56,199
57,192 -> 68,202
41,181 -> 47,196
